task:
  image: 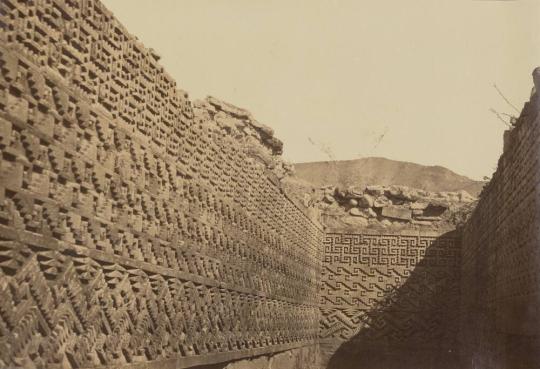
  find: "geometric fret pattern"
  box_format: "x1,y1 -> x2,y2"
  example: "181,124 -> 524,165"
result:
320,231 -> 460,349
0,231 -> 319,368
0,1 -> 322,367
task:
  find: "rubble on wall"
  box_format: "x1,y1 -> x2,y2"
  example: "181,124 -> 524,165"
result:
303,184 -> 477,231
193,97 -> 294,181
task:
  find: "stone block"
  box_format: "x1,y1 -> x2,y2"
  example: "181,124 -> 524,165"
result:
415,216 -> 442,221
410,201 -> 429,210
6,94 -> 29,123
381,206 -> 412,220
343,216 -> 369,227
358,194 -> 374,208
365,185 -> 385,196
224,356 -> 269,369
349,207 -> 364,217
373,195 -> 391,208
0,157 -> 23,189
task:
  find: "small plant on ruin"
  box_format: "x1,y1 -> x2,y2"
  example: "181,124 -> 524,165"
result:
489,83 -> 519,128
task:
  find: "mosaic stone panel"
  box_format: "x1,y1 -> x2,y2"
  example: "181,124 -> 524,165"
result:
0,1 -> 323,368
320,231 -> 460,350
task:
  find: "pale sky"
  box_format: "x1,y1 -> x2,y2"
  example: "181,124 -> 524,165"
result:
102,0 -> 540,180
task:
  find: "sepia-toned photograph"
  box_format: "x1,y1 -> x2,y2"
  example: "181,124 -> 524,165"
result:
0,0 -> 538,368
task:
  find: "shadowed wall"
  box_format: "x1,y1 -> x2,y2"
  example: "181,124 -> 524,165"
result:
319,230 -> 461,369
459,72 -> 540,369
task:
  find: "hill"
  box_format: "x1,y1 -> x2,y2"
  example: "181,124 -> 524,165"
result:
291,157 -> 485,196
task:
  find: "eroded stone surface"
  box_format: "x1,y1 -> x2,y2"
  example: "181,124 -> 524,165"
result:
221,345 -> 320,369
0,2 -> 322,368
460,74 -> 540,368
381,205 -> 412,220
0,1 -> 538,369
311,184 -> 478,231
320,230 -> 461,368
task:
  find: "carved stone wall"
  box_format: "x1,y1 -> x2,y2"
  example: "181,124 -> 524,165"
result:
201,344 -> 320,369
460,78 -> 540,368
319,230 -> 461,368
0,1 -> 322,368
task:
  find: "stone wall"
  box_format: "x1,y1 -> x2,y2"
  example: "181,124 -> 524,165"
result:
459,72 -> 540,368
319,230 -> 461,369
0,1 -> 322,368
2,1 -> 539,369
194,344 -> 320,369
317,184 -> 476,231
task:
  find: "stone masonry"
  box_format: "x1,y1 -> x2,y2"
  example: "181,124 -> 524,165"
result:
0,1 -> 321,368
0,1 -> 539,369
459,69 -> 540,369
